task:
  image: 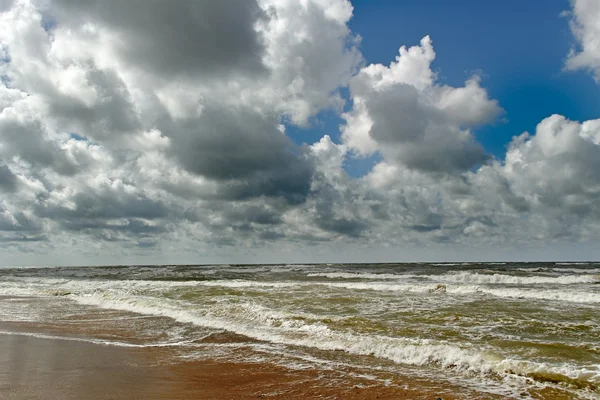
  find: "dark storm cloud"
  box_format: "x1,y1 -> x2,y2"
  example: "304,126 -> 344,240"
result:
316,216 -> 367,238
0,210 -> 46,246
185,201 -> 292,247
442,215 -> 496,235
221,205 -> 284,226
496,179 -> 531,213
366,84 -> 432,144
531,150 -> 600,218
398,139 -> 487,174
194,203 -> 284,235
0,117 -> 78,175
410,224 -> 441,233
312,184 -> 369,238
167,104 -> 314,204
0,162 -> 18,191
50,0 -> 267,79
0,234 -> 47,243
0,0 -> 12,13
0,210 -> 42,232
364,83 -> 488,173
3,0 -> 600,261
406,211 -> 443,232
171,106 -> 295,180
61,218 -> 167,235
215,164 -> 313,204
47,68 -> 142,140
31,190 -> 170,243
259,230 -> 285,241
36,190 -> 169,222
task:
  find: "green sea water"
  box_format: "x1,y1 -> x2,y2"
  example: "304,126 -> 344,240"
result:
0,262 -> 599,399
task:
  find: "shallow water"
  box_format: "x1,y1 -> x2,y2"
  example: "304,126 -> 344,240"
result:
1,262 -> 599,399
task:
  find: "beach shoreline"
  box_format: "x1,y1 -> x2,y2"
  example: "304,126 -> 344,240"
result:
2,261 -> 598,400
0,320 -> 473,400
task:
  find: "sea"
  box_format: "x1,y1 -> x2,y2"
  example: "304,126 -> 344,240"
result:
0,262 -> 599,399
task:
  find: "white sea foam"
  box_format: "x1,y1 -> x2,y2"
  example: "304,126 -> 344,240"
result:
0,277 -> 297,294
66,291 -> 600,394
435,271 -> 600,285
309,269 -> 600,288
306,272 -> 414,280
2,274 -> 599,306
198,280 -> 299,289
430,263 -> 464,266
2,268 -> 599,397
0,329 -> 194,348
556,262 -> 594,266
473,286 -> 600,304
552,268 -> 600,274
315,281 -> 600,304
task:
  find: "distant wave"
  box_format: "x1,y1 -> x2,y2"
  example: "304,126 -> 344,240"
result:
434,272 -> 599,285
2,275 -> 599,304
308,270 -> 600,285
307,272 -> 415,280
317,281 -> 600,303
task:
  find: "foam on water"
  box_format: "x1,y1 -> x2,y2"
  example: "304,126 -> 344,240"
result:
430,263 -> 466,266
1,263 -> 599,398
436,272 -> 600,285
0,329 -> 196,348
553,268 -> 600,274
307,272 -> 416,280
318,281 -> 600,303
308,269 -> 600,285
65,290 -> 600,397
2,274 -> 599,305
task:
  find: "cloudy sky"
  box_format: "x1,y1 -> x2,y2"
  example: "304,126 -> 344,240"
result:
1,0 -> 600,266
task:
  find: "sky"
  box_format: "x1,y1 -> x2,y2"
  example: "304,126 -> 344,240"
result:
1,0 -> 600,266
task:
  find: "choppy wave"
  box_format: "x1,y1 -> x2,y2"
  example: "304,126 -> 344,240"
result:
306,272 -> 414,280
552,268 -> 600,274
435,272 -> 600,285
308,270 -> 600,286
2,263 -> 600,398
315,281 -> 600,303
2,275 -> 599,305
67,291 -> 600,395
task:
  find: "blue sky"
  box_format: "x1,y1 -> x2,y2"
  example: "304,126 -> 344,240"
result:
288,0 -> 600,172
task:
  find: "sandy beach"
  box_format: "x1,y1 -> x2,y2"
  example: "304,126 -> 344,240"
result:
0,320 -> 474,400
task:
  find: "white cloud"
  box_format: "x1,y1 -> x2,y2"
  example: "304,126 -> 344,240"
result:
254,0 -> 362,124
342,36 -> 502,173
1,0 -> 600,262
497,115 -> 600,221
566,0 -> 600,81
0,0 -> 361,253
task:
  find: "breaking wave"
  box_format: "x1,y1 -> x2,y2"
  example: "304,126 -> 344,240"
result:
67,290 -> 599,395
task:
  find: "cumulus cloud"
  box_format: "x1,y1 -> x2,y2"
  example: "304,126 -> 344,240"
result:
498,115 -> 600,219
566,0 -> 600,81
342,36 -> 502,173
48,0 -> 267,80
0,0 -> 363,252
0,162 -> 18,191
1,0 -> 600,262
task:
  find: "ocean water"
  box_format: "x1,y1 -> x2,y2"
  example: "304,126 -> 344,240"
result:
0,262 -> 599,399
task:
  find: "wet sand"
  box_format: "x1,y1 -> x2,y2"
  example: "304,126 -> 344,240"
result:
0,327 -> 470,400
0,332 -> 165,400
